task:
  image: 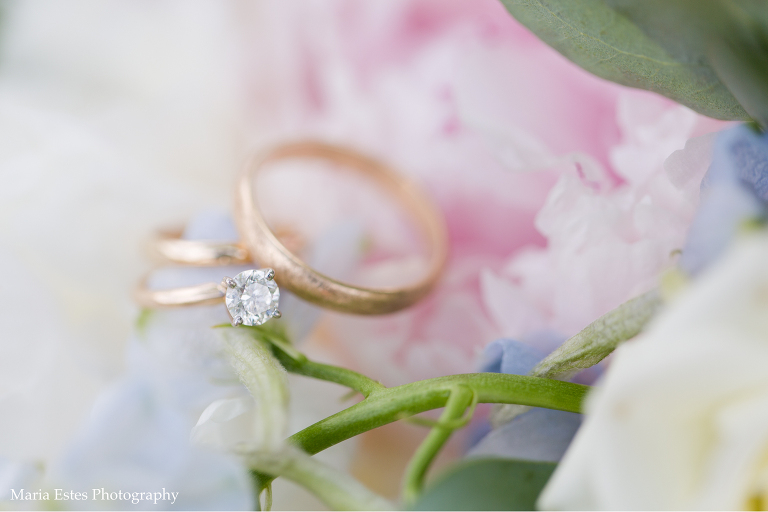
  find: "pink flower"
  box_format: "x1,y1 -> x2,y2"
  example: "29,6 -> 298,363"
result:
243,0 -> 727,385
483,92 -> 727,345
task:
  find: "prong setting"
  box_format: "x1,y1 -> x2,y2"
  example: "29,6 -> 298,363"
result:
223,269 -> 280,327
272,310 -> 282,319
265,268 -> 275,281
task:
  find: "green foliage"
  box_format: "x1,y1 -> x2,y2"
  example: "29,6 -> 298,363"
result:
412,458 -> 557,511
531,289 -> 662,380
403,386 -> 477,505
606,0 -> 768,127
134,308 -> 154,336
492,289 -> 659,426
499,0 -> 757,122
226,327 -> 589,509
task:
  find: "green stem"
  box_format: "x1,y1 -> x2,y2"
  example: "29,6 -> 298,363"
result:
254,371 -> 588,494
248,446 -> 393,511
290,373 -> 586,455
261,333 -> 307,364
249,332 -> 589,507
402,385 -> 475,505
226,324 -> 384,397
273,348 -> 385,398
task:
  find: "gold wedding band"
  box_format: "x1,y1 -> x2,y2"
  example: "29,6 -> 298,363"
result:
234,141 -> 448,315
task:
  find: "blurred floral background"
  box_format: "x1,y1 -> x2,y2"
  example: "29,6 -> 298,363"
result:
2,0 -> 767,510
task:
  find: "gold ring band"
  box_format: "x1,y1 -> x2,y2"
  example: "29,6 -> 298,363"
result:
134,276 -> 226,308
235,141 -> 447,315
150,224 -> 306,267
153,229 -> 250,266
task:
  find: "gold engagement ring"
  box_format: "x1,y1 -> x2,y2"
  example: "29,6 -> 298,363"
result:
135,268 -> 281,327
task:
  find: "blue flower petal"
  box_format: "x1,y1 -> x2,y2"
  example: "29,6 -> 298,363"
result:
680,125 -> 768,275
466,408 -> 582,463
480,338 -> 545,375
679,183 -> 763,275
730,128 -> 768,202
472,339 -> 579,463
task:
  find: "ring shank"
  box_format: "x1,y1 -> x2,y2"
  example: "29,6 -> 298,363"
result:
134,278 -> 225,308
235,141 -> 448,315
153,230 -> 250,266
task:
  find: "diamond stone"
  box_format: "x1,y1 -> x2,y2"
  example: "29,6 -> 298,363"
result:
225,269 -> 280,326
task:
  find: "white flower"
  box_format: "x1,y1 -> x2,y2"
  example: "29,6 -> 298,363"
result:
539,231 -> 768,510
0,0 -> 247,473
191,395 -> 278,454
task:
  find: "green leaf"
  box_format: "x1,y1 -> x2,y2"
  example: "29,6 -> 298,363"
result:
603,0 -> 768,128
411,458 -> 556,511
499,0 -> 750,121
530,289 -> 662,380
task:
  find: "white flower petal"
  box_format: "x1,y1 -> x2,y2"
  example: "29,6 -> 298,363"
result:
191,397 -> 263,452
540,232 -> 768,510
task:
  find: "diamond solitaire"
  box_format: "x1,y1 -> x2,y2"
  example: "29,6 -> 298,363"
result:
222,269 -> 281,327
